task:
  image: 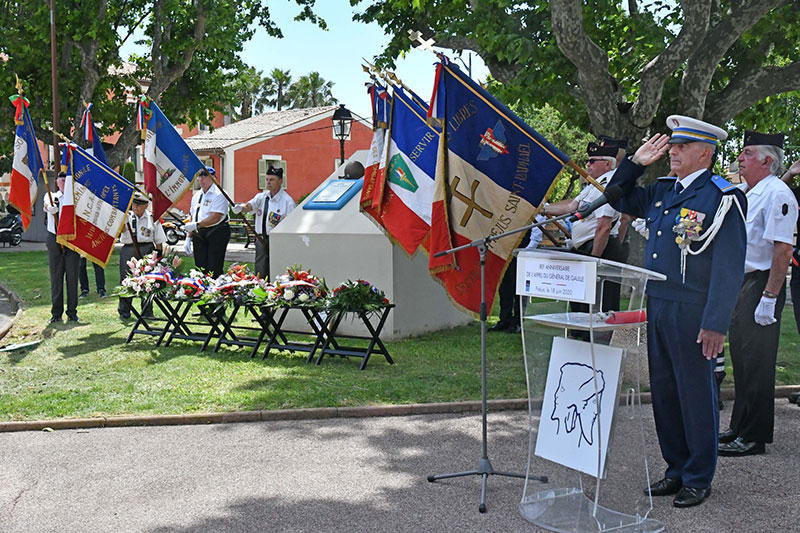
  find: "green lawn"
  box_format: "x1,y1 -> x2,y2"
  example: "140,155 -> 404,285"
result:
0,251 -> 531,421
1,250 -> 798,422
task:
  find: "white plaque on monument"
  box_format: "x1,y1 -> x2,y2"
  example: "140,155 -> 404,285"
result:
516,256 -> 596,304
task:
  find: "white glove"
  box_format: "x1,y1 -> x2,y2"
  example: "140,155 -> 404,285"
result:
46,204 -> 59,215
631,218 -> 647,237
184,237 -> 193,255
184,221 -> 198,233
231,203 -> 243,214
754,295 -> 777,326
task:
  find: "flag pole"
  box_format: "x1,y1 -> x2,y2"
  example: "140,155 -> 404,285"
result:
49,0 -> 61,174
206,174 -> 267,247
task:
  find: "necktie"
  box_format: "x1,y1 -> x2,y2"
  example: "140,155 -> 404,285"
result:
261,193 -> 270,236
194,193 -> 203,222
675,182 -> 684,194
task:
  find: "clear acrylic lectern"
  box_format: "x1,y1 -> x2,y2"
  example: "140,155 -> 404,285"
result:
515,249 -> 667,533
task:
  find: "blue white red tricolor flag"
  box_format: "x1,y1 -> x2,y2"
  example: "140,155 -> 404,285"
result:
427,60 -> 569,314
8,94 -> 44,230
360,82 -> 391,219
373,86 -> 439,255
57,144 -> 135,267
80,102 -> 108,166
138,99 -> 205,220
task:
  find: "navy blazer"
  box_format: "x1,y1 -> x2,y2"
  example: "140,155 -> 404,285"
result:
609,158 -> 747,333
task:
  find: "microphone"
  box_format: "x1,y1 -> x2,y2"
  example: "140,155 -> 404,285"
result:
569,185 -> 624,222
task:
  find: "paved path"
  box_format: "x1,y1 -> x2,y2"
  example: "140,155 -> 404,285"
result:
2,402 -> 799,532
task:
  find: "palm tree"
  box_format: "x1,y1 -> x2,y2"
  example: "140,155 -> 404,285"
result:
262,68 -> 293,111
287,71 -> 337,108
230,66 -> 266,120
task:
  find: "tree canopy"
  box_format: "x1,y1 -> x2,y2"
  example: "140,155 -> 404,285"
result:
352,0 -> 800,158
0,0 -> 323,171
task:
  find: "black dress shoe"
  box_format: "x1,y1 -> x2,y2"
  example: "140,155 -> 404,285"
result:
644,477 -> 682,496
489,321 -> 510,332
48,316 -> 62,324
506,323 -> 521,334
718,437 -> 765,456
673,486 -> 711,508
788,391 -> 800,404
718,428 -> 737,444
67,315 -> 79,323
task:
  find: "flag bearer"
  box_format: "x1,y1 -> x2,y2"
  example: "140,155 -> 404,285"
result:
44,173 -> 80,323
184,166 -> 231,278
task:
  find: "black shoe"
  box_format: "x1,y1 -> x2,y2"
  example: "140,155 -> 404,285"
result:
644,477 -> 682,496
119,313 -> 131,320
98,289 -> 107,298
506,323 -> 521,334
788,391 -> 800,404
67,315 -> 79,323
489,321 -> 510,332
673,487 -> 711,508
718,437 -> 765,456
718,428 -> 737,444
48,316 -> 62,324
80,290 -> 89,298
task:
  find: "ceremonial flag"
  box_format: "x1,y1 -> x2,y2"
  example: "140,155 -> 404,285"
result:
139,99 -> 205,219
376,87 -> 439,255
8,94 -> 44,230
80,102 -> 108,166
427,60 -> 569,314
57,144 -> 135,267
360,82 -> 390,220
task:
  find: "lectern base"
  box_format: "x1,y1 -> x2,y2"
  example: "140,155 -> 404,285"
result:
519,488 -> 664,533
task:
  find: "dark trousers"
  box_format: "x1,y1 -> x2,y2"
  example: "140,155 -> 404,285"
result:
497,256 -> 524,326
79,256 -> 106,293
647,297 -> 719,489
118,243 -> 155,317
47,232 -> 79,319
728,270 -> 785,444
791,265 -> 800,335
192,223 -> 230,278
254,235 -> 269,280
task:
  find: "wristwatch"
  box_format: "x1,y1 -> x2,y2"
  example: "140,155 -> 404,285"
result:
762,290 -> 778,299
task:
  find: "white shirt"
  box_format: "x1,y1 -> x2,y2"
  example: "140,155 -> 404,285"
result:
43,191 -> 63,234
570,170 -> 620,248
738,174 -> 798,273
120,210 -> 167,246
524,214 -> 547,250
247,189 -> 296,236
674,168 -> 706,193
190,184 -> 228,227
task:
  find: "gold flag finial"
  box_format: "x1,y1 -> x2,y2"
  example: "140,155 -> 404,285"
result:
15,74 -> 24,95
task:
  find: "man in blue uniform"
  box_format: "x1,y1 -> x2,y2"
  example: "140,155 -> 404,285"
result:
608,116 -> 747,508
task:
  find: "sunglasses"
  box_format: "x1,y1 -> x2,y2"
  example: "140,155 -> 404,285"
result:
585,158 -> 605,165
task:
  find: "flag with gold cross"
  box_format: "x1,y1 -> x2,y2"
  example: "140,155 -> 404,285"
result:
427,59 -> 569,314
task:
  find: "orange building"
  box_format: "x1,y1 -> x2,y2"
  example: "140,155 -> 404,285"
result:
183,106 -> 372,211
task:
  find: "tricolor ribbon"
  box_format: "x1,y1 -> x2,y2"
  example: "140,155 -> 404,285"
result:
137,98 -> 152,140
80,103 -> 94,143
9,94 -> 30,125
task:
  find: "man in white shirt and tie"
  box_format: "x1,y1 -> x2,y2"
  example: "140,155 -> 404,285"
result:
233,166 -> 295,280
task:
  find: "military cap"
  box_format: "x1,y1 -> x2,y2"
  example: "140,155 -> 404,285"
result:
597,136 -> 629,149
743,130 -> 784,149
667,115 -> 727,146
267,166 -> 284,179
132,191 -> 150,205
587,142 -> 618,158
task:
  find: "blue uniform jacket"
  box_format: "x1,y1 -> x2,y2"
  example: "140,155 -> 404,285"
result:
609,158 -> 747,334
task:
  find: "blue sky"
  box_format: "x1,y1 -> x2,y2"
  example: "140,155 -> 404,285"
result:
240,2 -> 488,120
122,1 -> 488,122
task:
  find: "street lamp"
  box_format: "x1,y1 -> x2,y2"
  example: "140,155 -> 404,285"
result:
332,104 -> 353,166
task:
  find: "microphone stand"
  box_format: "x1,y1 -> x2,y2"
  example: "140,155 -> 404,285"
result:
426,214 -> 567,513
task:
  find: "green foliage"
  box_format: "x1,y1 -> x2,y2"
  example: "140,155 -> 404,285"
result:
287,71 -> 338,108
0,0 -> 324,172
327,279 -> 390,313
121,161 -> 136,184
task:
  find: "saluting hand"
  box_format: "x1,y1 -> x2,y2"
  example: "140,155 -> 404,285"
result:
631,133 -> 670,167
696,328 -> 725,360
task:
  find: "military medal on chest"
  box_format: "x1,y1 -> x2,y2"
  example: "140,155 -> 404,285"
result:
672,208 -> 705,282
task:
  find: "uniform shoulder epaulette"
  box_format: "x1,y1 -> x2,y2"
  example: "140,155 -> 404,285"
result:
657,175 -> 677,181
711,174 -> 738,193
